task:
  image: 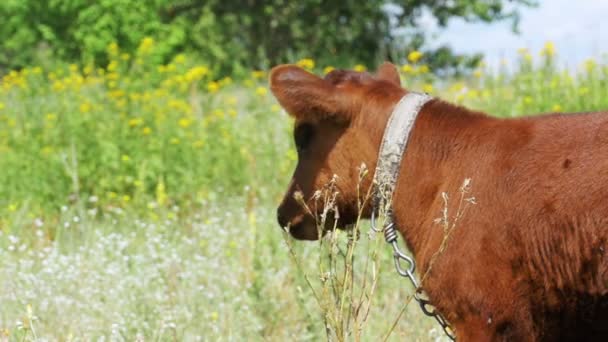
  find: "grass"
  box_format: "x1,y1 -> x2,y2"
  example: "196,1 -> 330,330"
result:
0,40 -> 607,340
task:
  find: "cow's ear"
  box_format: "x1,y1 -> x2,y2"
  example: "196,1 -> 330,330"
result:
375,62 -> 401,86
270,65 -> 347,122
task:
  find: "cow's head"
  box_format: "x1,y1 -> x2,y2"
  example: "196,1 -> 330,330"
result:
270,63 -> 407,240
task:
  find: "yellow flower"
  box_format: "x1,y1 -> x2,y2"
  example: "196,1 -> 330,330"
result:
207,81 -> 219,93
524,96 -> 533,105
296,58 -> 315,70
418,65 -> 430,74
121,53 -> 130,61
178,117 -> 193,128
251,70 -> 266,79
121,154 -> 130,162
46,113 -> 58,121
170,137 -> 180,145
255,86 -> 268,96
128,117 -> 143,127
552,104 -> 562,112
541,41 -> 556,57
408,50 -> 423,63
185,66 -> 209,82
142,127 -> 152,135
401,64 -> 413,74
138,37 -> 155,54
0,102 -> 4,111
107,42 -> 119,55
271,104 -> 281,113
107,61 -> 118,72
323,66 -> 335,74
8,203 -> 17,212
422,83 -> 434,93
584,59 -> 597,73
79,102 -> 92,114
212,109 -> 225,119
174,54 -> 187,64
219,77 -> 232,86
353,64 -> 366,72
156,180 -> 167,206
122,195 -> 131,203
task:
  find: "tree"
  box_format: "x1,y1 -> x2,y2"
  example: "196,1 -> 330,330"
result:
0,0 -> 537,75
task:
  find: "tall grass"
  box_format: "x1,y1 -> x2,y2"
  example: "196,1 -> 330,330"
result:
1,41 -> 608,340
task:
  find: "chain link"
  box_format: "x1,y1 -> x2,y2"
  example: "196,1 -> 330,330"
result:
371,212 -> 456,340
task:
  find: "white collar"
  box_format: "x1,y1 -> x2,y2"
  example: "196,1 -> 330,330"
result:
373,92 -> 433,209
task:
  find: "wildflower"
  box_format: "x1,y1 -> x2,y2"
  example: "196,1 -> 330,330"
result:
207,81 -> 219,93
353,64 -> 366,72
251,70 -> 265,79
401,64 -> 413,74
156,180 -> 167,206
541,41 -> 556,57
296,58 -> 315,70
138,37 -> 155,54
185,66 -> 209,82
107,42 -> 119,55
271,104 -> 281,113
422,83 -> 434,93
418,65 -> 430,74
584,59 -> 597,73
142,127 -> 152,135
552,104 -> 563,112
122,195 -> 131,202
128,117 -> 143,127
524,96 -> 533,105
219,77 -> 232,86
174,54 -> 187,64
323,66 -> 335,74
178,117 -> 193,128
121,154 -> 130,162
121,53 -> 130,61
212,109 -> 225,119
408,50 -> 423,63
79,102 -> 92,114
0,102 -> 4,111
255,86 -> 268,96
107,61 -> 118,72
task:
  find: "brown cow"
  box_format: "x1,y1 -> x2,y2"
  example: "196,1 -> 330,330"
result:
270,63 -> 608,341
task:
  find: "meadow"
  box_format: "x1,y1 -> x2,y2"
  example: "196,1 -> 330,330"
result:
0,40 -> 607,341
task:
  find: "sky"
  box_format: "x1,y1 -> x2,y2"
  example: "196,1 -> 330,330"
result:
430,0 -> 608,68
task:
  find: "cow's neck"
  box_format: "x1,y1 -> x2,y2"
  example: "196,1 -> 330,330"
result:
369,94 -> 489,272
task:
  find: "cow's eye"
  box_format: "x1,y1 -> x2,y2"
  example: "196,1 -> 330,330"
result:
294,123 -> 314,153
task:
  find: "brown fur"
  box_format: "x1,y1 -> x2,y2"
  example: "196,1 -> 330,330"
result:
270,63 -> 608,340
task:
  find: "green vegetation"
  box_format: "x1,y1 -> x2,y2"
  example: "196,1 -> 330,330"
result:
0,0 -> 535,75
0,39 -> 607,340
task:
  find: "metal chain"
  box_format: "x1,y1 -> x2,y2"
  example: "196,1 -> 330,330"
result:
371,212 -> 456,341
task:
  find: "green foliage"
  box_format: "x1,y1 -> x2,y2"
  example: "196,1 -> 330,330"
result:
0,0 -> 535,75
